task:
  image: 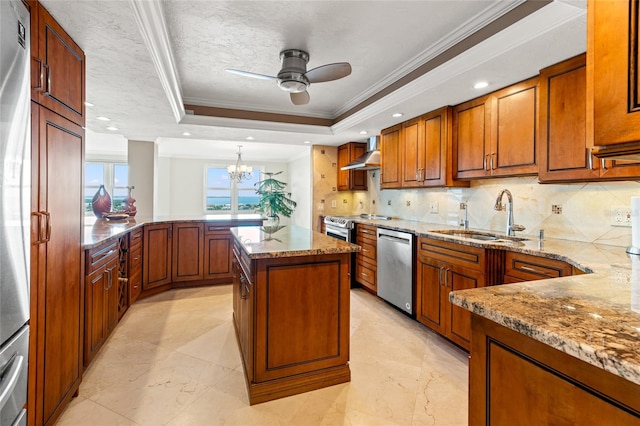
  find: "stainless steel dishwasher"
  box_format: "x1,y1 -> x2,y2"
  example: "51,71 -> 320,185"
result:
377,228 -> 414,314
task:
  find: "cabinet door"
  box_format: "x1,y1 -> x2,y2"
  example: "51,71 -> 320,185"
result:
31,105 -> 84,426
336,144 -> 350,190
204,232 -> 232,280
454,96 -> 491,179
31,2 -> 85,126
143,224 -> 172,290
84,267 -> 108,364
337,142 -> 368,191
416,256 -> 445,334
590,0 -> 640,146
380,124 -> 402,188
172,222 -> 204,282
491,77 -> 538,177
446,266 -> 484,350
539,54 -> 600,182
105,261 -> 119,333
401,118 -> 422,187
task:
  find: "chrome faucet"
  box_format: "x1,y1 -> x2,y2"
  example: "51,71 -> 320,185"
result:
494,189 -> 525,236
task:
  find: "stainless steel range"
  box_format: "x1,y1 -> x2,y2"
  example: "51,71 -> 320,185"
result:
324,216 -> 356,242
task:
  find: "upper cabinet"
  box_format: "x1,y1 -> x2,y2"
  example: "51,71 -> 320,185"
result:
31,1 -> 85,126
381,107 -> 468,189
589,0 -> 640,150
380,124 -> 402,189
454,77 -> 539,179
337,142 -> 367,191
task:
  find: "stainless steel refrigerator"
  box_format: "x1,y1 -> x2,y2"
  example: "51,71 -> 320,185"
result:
0,0 -> 31,425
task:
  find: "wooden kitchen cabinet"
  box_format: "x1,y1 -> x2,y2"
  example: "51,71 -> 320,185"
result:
128,228 -> 143,304
84,240 -> 119,367
204,224 -> 234,282
469,314 -> 640,425
232,241 -> 254,382
143,223 -> 173,291
589,0 -> 640,149
416,237 -> 503,350
503,251 -> 574,284
380,124 -> 402,189
354,223 -> 377,293
30,103 -> 84,426
539,54 -> 640,182
30,1 -> 85,126
454,77 -> 538,179
337,142 -> 367,191
172,222 -> 204,282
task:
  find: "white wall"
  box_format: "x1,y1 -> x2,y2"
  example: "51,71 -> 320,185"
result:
128,140 -> 157,218
288,151 -> 312,228
156,156 -> 290,218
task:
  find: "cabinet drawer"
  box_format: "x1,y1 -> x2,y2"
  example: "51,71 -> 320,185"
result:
129,227 -> 143,248
233,240 -> 253,284
86,240 -> 119,273
355,258 -> 376,290
418,237 -> 485,270
356,239 -> 377,262
504,252 -> 572,281
129,245 -> 142,273
204,223 -> 231,235
356,224 -> 377,240
129,271 -> 142,304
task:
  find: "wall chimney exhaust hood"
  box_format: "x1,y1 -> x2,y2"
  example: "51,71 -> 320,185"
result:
592,142 -> 640,161
341,136 -> 380,170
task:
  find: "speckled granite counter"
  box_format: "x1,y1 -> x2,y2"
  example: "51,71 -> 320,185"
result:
231,225 -> 360,259
84,214 -> 264,248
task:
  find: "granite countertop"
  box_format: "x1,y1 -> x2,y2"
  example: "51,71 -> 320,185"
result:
231,225 -> 360,259
84,214 -> 264,248
343,216 -> 640,386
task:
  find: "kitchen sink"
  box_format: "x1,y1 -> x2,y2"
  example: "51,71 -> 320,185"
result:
431,229 -> 529,243
359,214 -> 391,220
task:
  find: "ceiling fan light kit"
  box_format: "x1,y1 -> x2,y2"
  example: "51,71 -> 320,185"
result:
226,48 -> 351,105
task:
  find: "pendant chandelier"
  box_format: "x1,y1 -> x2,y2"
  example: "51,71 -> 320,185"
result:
227,145 -> 253,182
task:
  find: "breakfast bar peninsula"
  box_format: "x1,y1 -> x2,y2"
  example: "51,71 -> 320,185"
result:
230,225 -> 360,404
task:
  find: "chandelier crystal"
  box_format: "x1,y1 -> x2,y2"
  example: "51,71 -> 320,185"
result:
227,145 -> 253,182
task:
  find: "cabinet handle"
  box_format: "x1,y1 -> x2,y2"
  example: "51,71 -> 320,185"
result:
587,148 -> 594,171
518,265 -> 549,276
361,272 -> 369,277
33,57 -> 44,92
44,212 -> 51,242
601,158 -> 607,171
490,153 -> 496,170
43,64 -> 51,95
210,227 -> 227,231
104,269 -> 111,291
362,249 -> 369,253
438,267 -> 444,286
484,154 -> 489,171
32,212 -> 47,244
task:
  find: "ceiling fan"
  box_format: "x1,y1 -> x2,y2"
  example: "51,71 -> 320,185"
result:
225,49 -> 352,106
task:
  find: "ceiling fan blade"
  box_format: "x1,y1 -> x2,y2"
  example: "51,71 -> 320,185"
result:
290,91 -> 310,105
305,62 -> 352,83
225,68 -> 277,81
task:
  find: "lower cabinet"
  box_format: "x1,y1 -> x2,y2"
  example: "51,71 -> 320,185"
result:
232,243 -> 253,381
469,314 -> 640,424
84,240 -> 119,366
143,223 -> 173,290
503,251 -> 574,283
354,223 -> 377,292
204,224 -> 238,282
172,222 -> 204,282
416,237 -> 503,350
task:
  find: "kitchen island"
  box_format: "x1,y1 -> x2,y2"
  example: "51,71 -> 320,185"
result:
230,225 -> 360,404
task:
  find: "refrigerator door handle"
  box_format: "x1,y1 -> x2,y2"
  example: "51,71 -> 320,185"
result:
0,354 -> 24,411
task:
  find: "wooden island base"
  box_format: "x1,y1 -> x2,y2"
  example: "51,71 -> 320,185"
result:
231,226 -> 357,405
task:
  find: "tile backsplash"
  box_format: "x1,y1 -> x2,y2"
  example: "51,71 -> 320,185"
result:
313,146 -> 640,247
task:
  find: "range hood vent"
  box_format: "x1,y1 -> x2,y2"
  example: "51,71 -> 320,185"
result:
341,136 -> 380,170
592,142 -> 640,161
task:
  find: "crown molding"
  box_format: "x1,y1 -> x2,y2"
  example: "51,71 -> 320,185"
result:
130,0 -> 185,123
180,113 -> 333,135
183,96 -> 334,120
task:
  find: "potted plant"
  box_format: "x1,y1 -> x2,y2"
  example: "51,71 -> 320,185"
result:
254,171 -> 297,229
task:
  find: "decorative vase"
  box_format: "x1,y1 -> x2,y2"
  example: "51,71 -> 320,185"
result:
92,185 -> 112,218
123,186 -> 137,217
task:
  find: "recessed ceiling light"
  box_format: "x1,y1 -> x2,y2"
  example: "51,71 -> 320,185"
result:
84,101 -> 94,107
303,140 -> 311,144
182,132 -> 191,136
474,81 -> 489,89
359,130 -> 368,135
246,136 -> 254,140
392,113 -> 403,118
96,116 -> 110,121
106,126 -> 119,131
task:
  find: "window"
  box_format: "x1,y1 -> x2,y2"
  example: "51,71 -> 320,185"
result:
205,166 -> 262,213
85,162 -> 129,214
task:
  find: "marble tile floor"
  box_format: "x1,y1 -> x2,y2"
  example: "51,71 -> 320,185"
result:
57,285 -> 469,426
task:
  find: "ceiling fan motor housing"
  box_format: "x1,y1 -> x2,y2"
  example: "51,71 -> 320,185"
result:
277,49 -> 310,93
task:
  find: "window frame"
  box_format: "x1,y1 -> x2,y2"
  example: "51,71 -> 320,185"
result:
204,164 -> 264,214
85,161 -> 129,215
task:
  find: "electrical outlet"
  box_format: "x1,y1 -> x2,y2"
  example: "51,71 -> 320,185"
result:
331,200 -> 336,208
429,201 -> 439,214
611,206 -> 632,227
406,200 -> 411,207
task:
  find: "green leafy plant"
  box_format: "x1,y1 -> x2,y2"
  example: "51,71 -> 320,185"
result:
254,171 -> 297,221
